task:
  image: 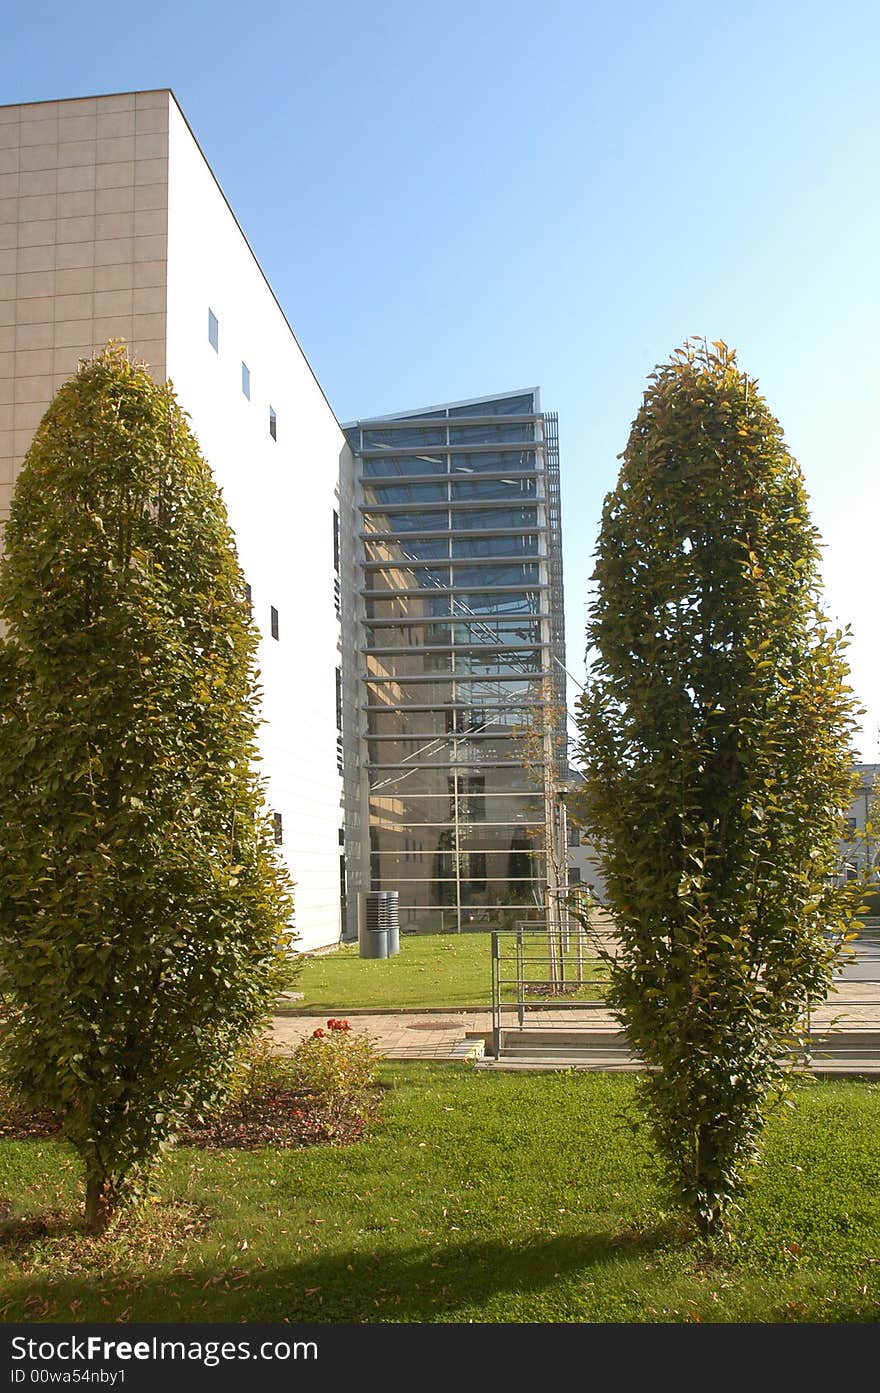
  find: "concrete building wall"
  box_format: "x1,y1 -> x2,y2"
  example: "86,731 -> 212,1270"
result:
840,763 -> 879,881
0,90 -> 171,522
338,438 -> 369,941
566,826 -> 607,902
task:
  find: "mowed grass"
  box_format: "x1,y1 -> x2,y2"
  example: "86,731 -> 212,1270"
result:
1,1068 -> 879,1323
290,931 -> 605,1011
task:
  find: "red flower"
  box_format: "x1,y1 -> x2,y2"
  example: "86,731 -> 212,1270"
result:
312,1028 -> 325,1039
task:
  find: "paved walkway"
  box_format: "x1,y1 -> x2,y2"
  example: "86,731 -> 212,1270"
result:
271,979 -> 880,1067
272,1008 -> 492,1060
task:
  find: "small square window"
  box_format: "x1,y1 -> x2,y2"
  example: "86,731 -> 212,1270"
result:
273,812 -> 283,845
269,406 -> 277,441
270,605 -> 279,640
208,308 -> 219,352
242,361 -> 250,399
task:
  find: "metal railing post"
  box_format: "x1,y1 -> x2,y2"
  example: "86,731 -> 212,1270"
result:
492,931 -> 501,1058
516,924 -> 525,1031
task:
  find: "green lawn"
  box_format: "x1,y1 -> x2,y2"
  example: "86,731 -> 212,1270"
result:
289,931 -> 606,1011
1,1068 -> 879,1322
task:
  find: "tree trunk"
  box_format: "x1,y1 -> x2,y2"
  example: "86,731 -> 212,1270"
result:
694,1125 -> 724,1236
84,1171 -> 113,1233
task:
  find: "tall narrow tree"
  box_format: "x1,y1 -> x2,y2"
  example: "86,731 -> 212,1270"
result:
576,340 -> 859,1234
0,346 -> 293,1230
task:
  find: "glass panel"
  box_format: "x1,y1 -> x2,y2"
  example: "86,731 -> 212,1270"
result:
362,481 -> 448,506
391,904 -> 545,932
366,704 -> 542,737
362,425 -> 446,448
362,454 -> 448,477
365,652 -> 435,680
365,593 -> 451,620
451,618 -> 543,645
451,535 -> 539,558
373,880 -> 454,908
396,907 -> 461,932
451,450 -> 538,474
370,830 -> 452,864
371,831 -> 545,857
449,394 -> 535,417
459,875 -> 545,907
364,591 -> 545,617
449,422 -> 535,445
369,793 -> 544,824
370,794 -> 456,826
458,824 -> 545,851
459,905 -> 546,927
365,622 -> 453,650
365,676 -> 547,707
376,877 -> 545,901
364,538 -> 450,564
367,763 -> 537,793
450,563 -> 540,588
453,507 -> 539,532
371,849 -> 546,879
368,733 -> 531,766
450,591 -> 543,616
363,510 -> 449,534
451,476 -> 537,500
368,649 -> 542,679
364,566 -> 451,592
365,619 -> 541,651
459,792 -> 547,824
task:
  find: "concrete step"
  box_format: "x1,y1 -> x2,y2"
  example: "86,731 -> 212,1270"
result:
499,1029 -> 628,1049
476,1057 -> 644,1073
478,1057 -> 880,1075
500,1046 -> 635,1061
493,1028 -> 880,1069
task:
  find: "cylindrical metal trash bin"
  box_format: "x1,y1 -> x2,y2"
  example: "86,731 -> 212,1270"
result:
358,891 -> 400,959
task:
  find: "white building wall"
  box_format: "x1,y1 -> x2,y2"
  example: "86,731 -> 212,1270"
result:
164,98 -> 345,951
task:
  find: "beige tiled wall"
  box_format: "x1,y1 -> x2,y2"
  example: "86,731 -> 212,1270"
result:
0,91 -> 169,523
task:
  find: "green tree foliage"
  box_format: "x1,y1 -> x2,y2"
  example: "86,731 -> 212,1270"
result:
576,340 -> 859,1234
0,346 -> 294,1230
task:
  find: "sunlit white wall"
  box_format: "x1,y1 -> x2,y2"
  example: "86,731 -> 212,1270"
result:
165,96 -> 345,950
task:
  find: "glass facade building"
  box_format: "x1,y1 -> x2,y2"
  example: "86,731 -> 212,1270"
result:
344,390 -> 567,933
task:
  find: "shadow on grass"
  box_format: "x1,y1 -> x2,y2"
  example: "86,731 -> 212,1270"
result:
0,1222 -> 692,1323
0,1211 -> 83,1253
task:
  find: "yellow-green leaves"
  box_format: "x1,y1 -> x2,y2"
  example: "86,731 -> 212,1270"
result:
0,346 -> 294,1230
575,339 -> 860,1235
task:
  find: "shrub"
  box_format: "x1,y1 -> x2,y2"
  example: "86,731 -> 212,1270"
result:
0,347 -> 294,1229
576,340 -> 860,1234
183,1022 -> 380,1150
288,1019 -> 379,1125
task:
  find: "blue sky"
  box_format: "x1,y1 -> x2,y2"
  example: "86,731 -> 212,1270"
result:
6,0 -> 879,757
